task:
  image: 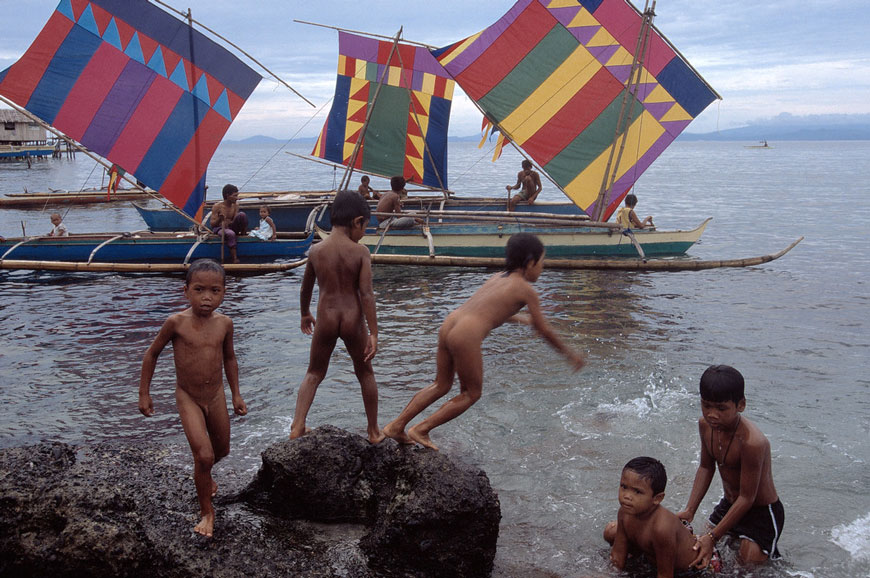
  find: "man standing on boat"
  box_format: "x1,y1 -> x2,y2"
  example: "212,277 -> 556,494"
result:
210,184 -> 248,264
506,159 -> 542,212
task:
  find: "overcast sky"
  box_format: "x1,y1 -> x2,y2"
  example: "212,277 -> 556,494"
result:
2,0 -> 868,139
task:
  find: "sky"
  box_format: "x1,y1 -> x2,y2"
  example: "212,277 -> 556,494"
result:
1,0 -> 868,140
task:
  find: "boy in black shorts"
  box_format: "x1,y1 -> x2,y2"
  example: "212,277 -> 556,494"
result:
677,365 -> 785,567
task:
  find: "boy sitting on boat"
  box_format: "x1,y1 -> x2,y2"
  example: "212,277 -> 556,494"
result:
47,213 -> 69,237
616,193 -> 654,229
506,159 -> 542,212
290,190 -> 384,443
210,184 -> 248,263
376,176 -> 421,229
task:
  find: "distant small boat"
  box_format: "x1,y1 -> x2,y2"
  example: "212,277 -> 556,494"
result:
745,140 -> 772,149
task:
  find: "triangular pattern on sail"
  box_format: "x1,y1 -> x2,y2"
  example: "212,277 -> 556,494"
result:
312,31 -> 454,190
0,0 -> 261,217
431,0 -> 717,220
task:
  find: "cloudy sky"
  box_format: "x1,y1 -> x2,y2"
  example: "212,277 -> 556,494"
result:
1,0 -> 868,139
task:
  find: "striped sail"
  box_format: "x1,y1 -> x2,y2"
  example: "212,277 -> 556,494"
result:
0,0 -> 261,217
312,31 -> 454,190
432,0 -> 717,220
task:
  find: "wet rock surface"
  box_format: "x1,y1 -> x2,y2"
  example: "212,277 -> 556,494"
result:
0,425 -> 500,577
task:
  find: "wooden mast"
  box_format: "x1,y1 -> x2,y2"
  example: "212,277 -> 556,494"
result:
592,0 -> 657,222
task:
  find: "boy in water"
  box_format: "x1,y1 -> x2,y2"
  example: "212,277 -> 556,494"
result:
290,190 -> 383,443
139,259 -> 247,538
677,365 -> 784,567
383,233 -> 585,450
604,457 -> 708,577
615,193 -> 654,229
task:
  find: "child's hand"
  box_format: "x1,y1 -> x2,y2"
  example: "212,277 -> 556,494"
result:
233,394 -> 248,416
510,313 -> 531,325
364,334 -> 378,362
138,393 -> 154,417
676,510 -> 694,524
567,352 -> 585,372
300,313 -> 316,335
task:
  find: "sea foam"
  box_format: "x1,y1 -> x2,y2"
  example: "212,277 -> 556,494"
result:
831,512 -> 870,561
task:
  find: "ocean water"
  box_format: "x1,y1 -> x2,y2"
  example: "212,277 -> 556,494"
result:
0,140 -> 867,577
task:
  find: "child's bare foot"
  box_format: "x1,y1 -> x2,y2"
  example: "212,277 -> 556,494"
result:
194,511 -> 215,538
368,428 -> 386,444
289,426 -> 312,440
383,421 -> 413,445
408,425 -> 439,450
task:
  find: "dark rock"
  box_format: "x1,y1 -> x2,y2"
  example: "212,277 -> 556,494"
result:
0,426 -> 500,577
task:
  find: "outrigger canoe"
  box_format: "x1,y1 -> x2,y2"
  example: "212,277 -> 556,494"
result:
0,231 -> 313,264
318,218 -> 709,259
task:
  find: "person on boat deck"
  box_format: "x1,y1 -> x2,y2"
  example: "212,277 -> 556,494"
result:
677,365 -> 785,569
210,184 -> 248,264
603,456 -> 720,577
357,175 -> 379,200
290,190 -> 383,444
47,212 -> 69,237
376,176 -> 421,229
506,159 -> 542,212
616,193 -> 654,230
383,233 -> 585,451
249,205 -> 277,241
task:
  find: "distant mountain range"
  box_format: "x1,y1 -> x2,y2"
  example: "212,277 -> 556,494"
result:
227,114 -> 870,144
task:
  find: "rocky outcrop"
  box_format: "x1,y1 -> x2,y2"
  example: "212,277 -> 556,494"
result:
0,426 -> 500,577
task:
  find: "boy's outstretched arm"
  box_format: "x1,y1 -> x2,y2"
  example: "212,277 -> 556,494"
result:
678,420 -> 716,523
138,318 -> 175,416
299,260 -> 316,335
525,291 -> 585,371
358,249 -> 378,362
223,318 -> 246,415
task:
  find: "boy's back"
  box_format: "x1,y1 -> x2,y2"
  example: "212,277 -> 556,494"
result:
308,233 -> 370,306
618,503 -> 699,574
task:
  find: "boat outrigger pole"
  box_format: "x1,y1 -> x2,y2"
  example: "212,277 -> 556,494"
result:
592,0 -> 656,222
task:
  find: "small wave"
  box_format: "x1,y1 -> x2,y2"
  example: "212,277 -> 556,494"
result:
831,512 -> 870,561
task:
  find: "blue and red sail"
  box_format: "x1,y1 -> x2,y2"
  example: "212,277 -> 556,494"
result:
0,0 -> 261,217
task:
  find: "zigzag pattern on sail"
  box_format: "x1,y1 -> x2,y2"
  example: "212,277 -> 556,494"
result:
312,32 -> 454,189
432,0 -> 717,219
0,0 -> 261,217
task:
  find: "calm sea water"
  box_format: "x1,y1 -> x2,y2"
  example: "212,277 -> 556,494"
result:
0,140 -> 867,577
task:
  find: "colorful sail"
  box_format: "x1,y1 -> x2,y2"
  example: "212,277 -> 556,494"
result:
432,0 -> 718,220
312,32 -> 454,190
0,0 -> 261,217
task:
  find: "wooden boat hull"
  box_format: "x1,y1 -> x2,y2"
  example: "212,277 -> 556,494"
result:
0,231 -> 312,263
324,219 -> 710,258
0,189 -> 151,208
0,144 -> 55,159
136,197 -> 587,232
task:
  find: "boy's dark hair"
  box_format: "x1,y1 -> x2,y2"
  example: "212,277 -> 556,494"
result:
390,176 -> 406,192
624,193 -> 638,208
331,189 -> 372,226
361,175 -> 370,182
700,364 -> 745,403
521,159 -> 533,170
222,184 -> 239,199
505,233 -> 544,271
624,456 -> 667,495
186,258 -> 226,285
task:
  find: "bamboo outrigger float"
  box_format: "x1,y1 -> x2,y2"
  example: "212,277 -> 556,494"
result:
368,237 -> 804,271
0,257 -> 307,275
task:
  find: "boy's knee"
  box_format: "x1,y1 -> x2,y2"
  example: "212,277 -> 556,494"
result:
466,389 -> 482,403
603,521 -> 616,544
193,448 -> 215,470
738,539 -> 769,564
